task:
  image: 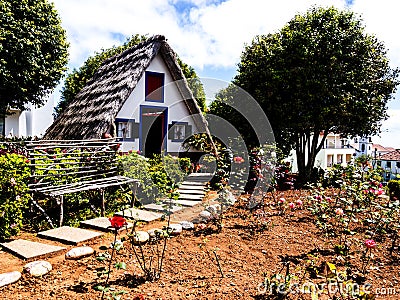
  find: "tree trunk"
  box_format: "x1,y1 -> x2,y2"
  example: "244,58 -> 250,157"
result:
296,130 -> 328,186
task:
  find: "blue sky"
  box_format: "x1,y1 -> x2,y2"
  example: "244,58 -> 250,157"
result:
51,0 -> 400,147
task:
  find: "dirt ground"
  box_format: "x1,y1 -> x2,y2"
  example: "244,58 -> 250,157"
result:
0,190 -> 399,300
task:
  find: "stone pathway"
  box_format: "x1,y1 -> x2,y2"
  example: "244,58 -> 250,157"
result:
38,226 -> 103,245
0,172 -> 214,287
0,239 -> 65,260
115,172 -> 211,220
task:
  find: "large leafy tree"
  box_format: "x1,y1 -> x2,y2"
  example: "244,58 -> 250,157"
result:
213,6 -> 399,184
55,35 -> 206,117
0,0 -> 69,116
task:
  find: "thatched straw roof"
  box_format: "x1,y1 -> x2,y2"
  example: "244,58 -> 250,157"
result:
44,35 -> 209,140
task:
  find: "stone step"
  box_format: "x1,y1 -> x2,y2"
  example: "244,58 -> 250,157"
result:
38,226 -> 103,245
0,239 -> 66,260
177,189 -> 205,195
80,217 -> 133,232
184,176 -> 211,181
178,185 -> 206,191
180,181 -> 207,186
114,208 -> 163,222
178,194 -> 204,201
174,199 -> 202,207
187,172 -> 213,177
186,173 -> 213,181
143,203 -> 183,213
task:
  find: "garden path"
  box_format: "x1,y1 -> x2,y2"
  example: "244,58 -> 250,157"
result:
0,173 -> 212,262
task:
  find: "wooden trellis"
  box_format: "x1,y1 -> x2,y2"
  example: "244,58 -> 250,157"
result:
27,139 -> 139,227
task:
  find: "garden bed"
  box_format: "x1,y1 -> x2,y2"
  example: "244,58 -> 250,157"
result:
0,190 -> 398,299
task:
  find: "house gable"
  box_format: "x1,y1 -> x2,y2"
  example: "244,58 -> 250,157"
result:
44,35 -> 208,141
116,53 -> 201,154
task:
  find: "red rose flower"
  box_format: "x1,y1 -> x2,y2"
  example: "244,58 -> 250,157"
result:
233,156 -> 245,164
108,216 -> 127,229
132,294 -> 145,300
365,239 -> 376,249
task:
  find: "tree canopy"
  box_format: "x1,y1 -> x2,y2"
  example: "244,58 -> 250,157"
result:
0,0 -> 69,116
55,35 -> 206,117
211,6 -> 399,183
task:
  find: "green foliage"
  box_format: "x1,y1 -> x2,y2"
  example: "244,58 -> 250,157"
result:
209,84 -> 264,150
0,153 -> 30,241
177,56 -> 207,112
388,179 -> 400,200
56,36 -> 206,117
95,217 -> 127,300
308,163 -> 399,260
0,0 -> 69,116
183,133 -> 231,190
148,155 -> 190,195
222,6 -> 399,183
119,152 -> 190,202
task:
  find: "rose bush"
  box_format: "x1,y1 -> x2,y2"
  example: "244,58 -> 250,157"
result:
0,152 -> 31,241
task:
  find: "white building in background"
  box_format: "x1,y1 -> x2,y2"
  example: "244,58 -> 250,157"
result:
0,94 -> 55,138
316,133 -> 355,169
288,132 -> 377,173
352,136 -> 374,157
377,150 -> 400,181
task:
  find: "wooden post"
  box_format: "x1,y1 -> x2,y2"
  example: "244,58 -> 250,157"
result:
59,195 -> 64,227
131,181 -> 138,208
31,198 -> 55,228
100,189 -> 105,217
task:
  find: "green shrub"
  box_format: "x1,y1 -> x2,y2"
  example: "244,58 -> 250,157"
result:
0,153 -> 30,241
388,179 -> 400,200
119,152 -> 191,203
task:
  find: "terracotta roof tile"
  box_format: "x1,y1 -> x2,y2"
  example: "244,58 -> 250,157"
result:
380,150 -> 400,161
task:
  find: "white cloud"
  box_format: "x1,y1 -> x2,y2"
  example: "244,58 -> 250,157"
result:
52,0 -> 350,70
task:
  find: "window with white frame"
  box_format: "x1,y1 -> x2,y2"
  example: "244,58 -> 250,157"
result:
115,118 -> 137,141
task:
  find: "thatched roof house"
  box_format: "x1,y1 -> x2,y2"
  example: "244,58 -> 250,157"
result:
44,35 -> 211,156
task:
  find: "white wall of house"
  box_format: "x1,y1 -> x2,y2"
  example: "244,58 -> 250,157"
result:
4,95 -> 55,138
4,110 -> 21,137
30,95 -> 55,137
116,54 -> 201,153
315,148 -> 355,169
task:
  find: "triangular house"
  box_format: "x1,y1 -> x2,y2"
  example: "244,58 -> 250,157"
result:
44,35 -> 210,157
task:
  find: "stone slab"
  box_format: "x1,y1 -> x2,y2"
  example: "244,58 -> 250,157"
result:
177,185 -> 206,191
80,217 -> 133,232
177,189 -> 205,195
38,226 -> 103,245
180,181 -> 207,186
175,199 -> 202,207
178,194 -> 204,201
0,239 -> 65,260
188,172 -> 213,177
143,203 -> 183,213
115,208 -> 163,222
185,173 -> 213,180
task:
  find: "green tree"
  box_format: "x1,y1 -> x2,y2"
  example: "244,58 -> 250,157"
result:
55,35 -> 206,117
212,6 -> 399,184
177,56 -> 207,112
0,0 -> 69,116
55,35 -> 148,117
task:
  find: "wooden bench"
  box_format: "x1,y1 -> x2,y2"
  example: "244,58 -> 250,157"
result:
27,139 -> 139,227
